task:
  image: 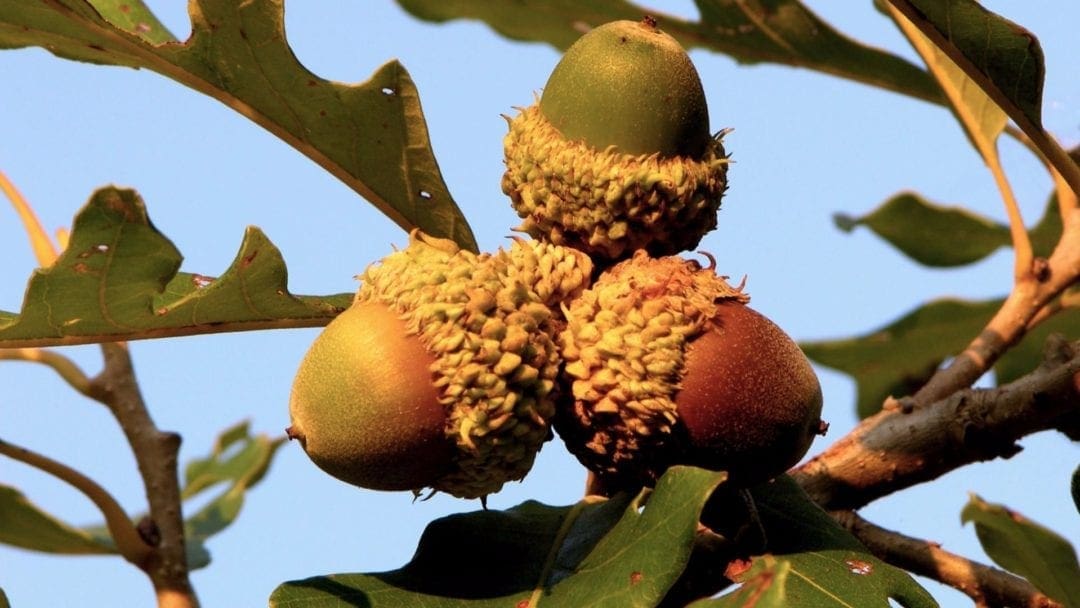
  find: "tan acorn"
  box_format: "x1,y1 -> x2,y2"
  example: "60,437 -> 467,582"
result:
555,251 -> 824,490
288,231 -> 592,499
502,18 -> 729,263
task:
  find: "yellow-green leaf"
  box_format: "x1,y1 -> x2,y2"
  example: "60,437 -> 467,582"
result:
0,187 -> 351,347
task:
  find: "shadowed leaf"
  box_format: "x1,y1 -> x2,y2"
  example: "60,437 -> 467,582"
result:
0,187 -> 351,347
0,485 -> 117,556
0,1 -> 476,249
837,190 -> 1064,268
962,495 -> 1080,608
181,422 -> 286,570
396,0 -> 944,105
270,467 -> 725,607
801,299 -> 999,417
835,192 -> 1010,267
1071,467 -> 1080,517
697,477 -> 936,607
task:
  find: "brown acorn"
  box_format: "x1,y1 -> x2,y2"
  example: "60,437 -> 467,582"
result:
555,250 -> 824,490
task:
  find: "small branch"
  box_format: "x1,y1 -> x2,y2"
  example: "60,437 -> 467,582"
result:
834,511 -> 1063,608
0,348 -> 93,396
913,207 -> 1080,405
793,337 -> 1080,510
0,437 -> 152,566
88,342 -> 199,608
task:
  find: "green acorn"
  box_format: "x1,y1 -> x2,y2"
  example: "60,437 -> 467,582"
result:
288,231 -> 592,499
555,251 -> 824,491
502,18 -> 729,263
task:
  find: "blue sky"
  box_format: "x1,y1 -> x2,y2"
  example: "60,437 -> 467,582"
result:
1,2 -> 1077,606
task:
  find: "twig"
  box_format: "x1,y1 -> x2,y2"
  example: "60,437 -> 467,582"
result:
834,510 -> 1064,608
0,169 -> 58,266
0,437 -> 153,566
913,207 -> 1080,406
793,336 -> 1080,510
88,342 -> 199,608
0,348 -> 93,396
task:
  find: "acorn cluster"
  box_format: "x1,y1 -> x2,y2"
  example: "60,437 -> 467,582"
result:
288,18 -> 824,500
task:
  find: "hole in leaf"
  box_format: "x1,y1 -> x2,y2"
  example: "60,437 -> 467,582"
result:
419,190 -> 432,200
381,87 -> 395,96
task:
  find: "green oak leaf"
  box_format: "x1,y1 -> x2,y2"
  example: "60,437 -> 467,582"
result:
962,495 -> 1080,608
0,187 -> 352,347
801,295 -> 1079,417
0,485 -> 117,556
886,0 -> 1080,197
269,466 -> 725,607
76,422 -> 284,570
835,191 -> 1064,268
834,192 -> 1010,267
396,0 -> 944,106
0,0 -> 476,250
801,299 -> 998,418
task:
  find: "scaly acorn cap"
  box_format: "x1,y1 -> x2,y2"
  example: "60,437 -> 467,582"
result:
356,231 -> 592,498
555,250 -> 822,490
501,19 -> 729,262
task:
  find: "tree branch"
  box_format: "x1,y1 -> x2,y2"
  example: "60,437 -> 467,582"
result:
0,436 -> 152,566
88,342 -> 199,608
833,510 -> 1063,608
792,336 -> 1080,510
913,208 -> 1080,405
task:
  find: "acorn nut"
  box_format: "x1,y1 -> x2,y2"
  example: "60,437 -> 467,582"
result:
288,231 -> 593,499
502,18 -> 729,263
555,251 -> 824,491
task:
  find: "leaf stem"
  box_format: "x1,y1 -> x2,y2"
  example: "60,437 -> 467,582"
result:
0,348 -> 93,396
0,436 -> 152,566
833,510 -> 1064,608
0,169 -> 59,266
986,155 -> 1033,281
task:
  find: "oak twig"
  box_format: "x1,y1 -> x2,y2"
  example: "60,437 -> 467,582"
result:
793,336 -> 1080,510
834,511 -> 1063,608
87,343 -> 199,608
0,348 -> 93,396
0,437 -> 152,566
914,208 -> 1080,405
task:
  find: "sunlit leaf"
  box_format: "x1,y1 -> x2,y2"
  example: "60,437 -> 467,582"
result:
887,3 -> 1007,162
962,495 -> 1080,608
397,0 -> 944,105
0,187 -> 351,347
0,586 -> 9,608
834,192 -> 1010,267
0,485 -> 116,555
269,466 -> 725,607
0,1 -> 476,250
88,0 -> 176,44
886,0 -> 1080,197
801,299 -> 999,417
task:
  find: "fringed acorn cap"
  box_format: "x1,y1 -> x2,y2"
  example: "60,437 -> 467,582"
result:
555,250 -> 748,488
501,19 -> 729,263
357,231 -> 592,498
